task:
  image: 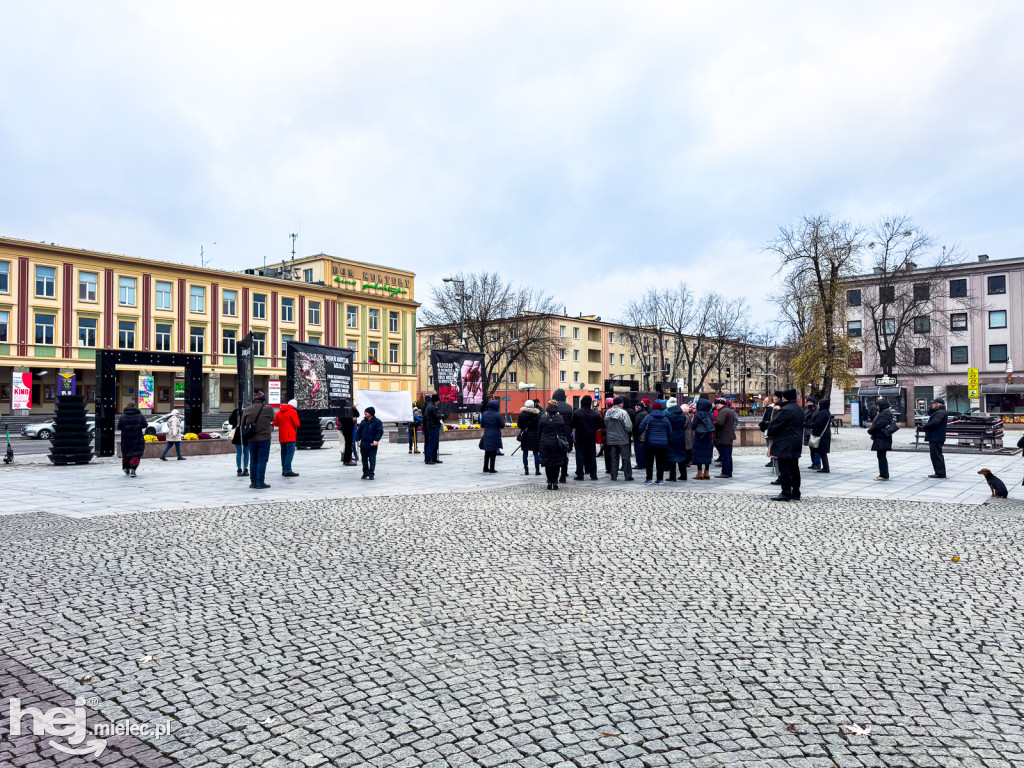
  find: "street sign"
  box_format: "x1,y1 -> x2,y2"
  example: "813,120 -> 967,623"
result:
968,367 -> 979,399
874,373 -> 898,386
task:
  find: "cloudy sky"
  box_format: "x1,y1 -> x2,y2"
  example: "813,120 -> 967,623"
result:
1,2 -> 1021,325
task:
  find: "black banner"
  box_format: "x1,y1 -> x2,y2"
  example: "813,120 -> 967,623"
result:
237,331 -> 255,408
286,342 -> 355,414
430,349 -> 485,414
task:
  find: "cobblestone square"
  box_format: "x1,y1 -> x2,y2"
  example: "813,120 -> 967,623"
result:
2,474 -> 1022,767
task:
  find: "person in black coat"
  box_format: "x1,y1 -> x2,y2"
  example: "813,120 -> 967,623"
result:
807,398 -> 833,473
423,394 -> 444,465
229,404 -> 250,477
552,389 -> 574,483
538,400 -> 567,490
570,395 -> 604,481
517,401 -> 542,475
480,400 -> 505,473
118,405 -> 147,478
765,389 -> 804,501
922,397 -> 948,478
867,399 -> 895,480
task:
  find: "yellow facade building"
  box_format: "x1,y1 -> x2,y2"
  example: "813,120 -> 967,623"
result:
0,237 -> 418,416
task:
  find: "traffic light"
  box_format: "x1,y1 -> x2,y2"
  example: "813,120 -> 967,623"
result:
725,366 -> 731,378
745,367 -> 751,377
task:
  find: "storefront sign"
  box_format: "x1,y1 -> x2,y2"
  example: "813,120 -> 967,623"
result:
268,379 -> 281,406
874,374 -> 898,386
12,372 -> 31,410
138,376 -> 155,409
968,367 -> 979,399
173,377 -> 186,405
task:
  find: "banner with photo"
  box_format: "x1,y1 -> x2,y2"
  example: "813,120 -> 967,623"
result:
429,349 -> 485,414
286,341 -> 355,415
236,331 -> 254,408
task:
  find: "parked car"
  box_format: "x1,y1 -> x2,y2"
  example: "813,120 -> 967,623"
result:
144,414 -> 173,436
22,416 -> 96,440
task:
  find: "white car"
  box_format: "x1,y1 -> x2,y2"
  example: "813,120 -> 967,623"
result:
22,417 -> 96,440
144,414 -> 174,435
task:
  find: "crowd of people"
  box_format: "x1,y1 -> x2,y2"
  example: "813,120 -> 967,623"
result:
115,387 -> 1022,497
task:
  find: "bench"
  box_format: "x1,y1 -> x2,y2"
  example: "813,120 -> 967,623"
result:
913,427 -> 1000,451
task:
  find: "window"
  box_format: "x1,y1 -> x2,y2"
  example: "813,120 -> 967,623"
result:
190,285 -> 205,313
950,279 -> 967,298
116,277 -> 136,306
913,316 -> 931,334
190,326 -> 205,354
281,298 -> 294,323
368,308 -> 379,330
156,281 -> 173,310
252,332 -> 266,357
428,372 -> 434,387
559,348 -> 566,361
0,310 -> 7,342
368,341 -> 379,361
609,331 -> 615,343
988,275 -> 1006,295
490,372 -> 500,386
951,313 -> 968,332
77,318 -> 96,347
559,325 -> 566,338
222,289 -> 236,316
507,371 -> 517,384
156,323 -> 172,352
389,312 -> 399,333
303,268 -> 313,282
0,261 -> 8,293
389,343 -> 400,364
560,370 -> 567,383
222,329 -> 237,355
118,320 -> 135,349
848,351 -> 863,368
989,310 -> 1007,329
573,371 -> 580,383
619,354 -> 624,365
847,289 -> 861,307
35,314 -> 56,345
989,344 -> 1008,364
347,339 -> 358,354
35,266 -> 56,297
281,334 -> 293,355
950,346 -> 968,365
253,293 -> 266,319
609,353 -> 615,365
913,348 -> 931,366
572,327 -> 580,339
309,301 -> 321,325
847,320 -> 862,338
573,349 -> 580,362
308,333 -> 321,345
913,283 -> 930,302
346,305 -> 358,328
879,286 -> 895,304
78,272 -> 98,301
882,318 -> 896,335
631,354 -> 636,366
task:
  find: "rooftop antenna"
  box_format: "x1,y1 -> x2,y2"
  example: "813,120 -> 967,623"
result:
200,242 -> 216,268
290,232 -> 298,261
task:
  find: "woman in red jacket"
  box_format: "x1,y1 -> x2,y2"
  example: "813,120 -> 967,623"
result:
273,398 -> 301,477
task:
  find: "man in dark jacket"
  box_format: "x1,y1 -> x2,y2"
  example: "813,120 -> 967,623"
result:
713,398 -> 737,478
339,398 -> 357,466
243,390 -> 276,489
923,397 -> 948,478
570,395 -> 604,481
356,406 -> 384,479
759,393 -> 779,469
552,389 -> 574,483
765,389 -> 805,501
423,394 -> 444,465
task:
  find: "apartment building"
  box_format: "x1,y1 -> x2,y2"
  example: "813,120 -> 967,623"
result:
843,253 -> 1024,421
0,237 -> 418,415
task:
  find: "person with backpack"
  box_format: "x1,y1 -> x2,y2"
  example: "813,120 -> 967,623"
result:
868,399 -> 897,481
638,400 -> 673,484
690,398 -> 715,480
538,399 -> 567,490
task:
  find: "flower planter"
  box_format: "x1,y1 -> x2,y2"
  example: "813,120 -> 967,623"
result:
119,439 -> 236,459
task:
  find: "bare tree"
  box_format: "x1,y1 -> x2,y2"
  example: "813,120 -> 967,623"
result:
858,215 -> 977,375
420,272 -> 562,401
620,292 -> 667,390
766,213 -> 863,395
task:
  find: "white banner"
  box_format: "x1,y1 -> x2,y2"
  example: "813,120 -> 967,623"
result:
268,379 -> 281,405
354,389 -> 413,423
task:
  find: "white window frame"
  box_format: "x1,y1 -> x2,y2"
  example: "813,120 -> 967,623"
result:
155,323 -> 172,352
119,277 -> 137,307
78,271 -> 98,302
35,266 -> 56,298
308,301 -> 321,325
155,281 -> 173,310
77,317 -> 97,348
221,289 -> 237,316
189,285 -> 205,313
222,329 -> 237,355
281,298 -> 294,323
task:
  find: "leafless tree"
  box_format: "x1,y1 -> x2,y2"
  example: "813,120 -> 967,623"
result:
420,272 -> 563,401
858,215 -> 977,375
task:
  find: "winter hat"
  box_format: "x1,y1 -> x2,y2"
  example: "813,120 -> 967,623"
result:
715,398 -> 727,406
782,388 -> 798,401
581,395 -> 593,407
667,397 -> 677,407
605,397 -> 614,407
524,400 -> 534,408
613,396 -> 624,405
430,393 -> 440,403
287,399 -> 297,407
364,406 -> 376,416
932,397 -> 945,406
641,398 -> 651,408
877,399 -> 891,410
652,401 -> 665,411
254,390 -> 266,401
773,390 -> 784,399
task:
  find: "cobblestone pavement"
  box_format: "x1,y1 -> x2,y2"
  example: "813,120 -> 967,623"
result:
2,486 -> 1023,767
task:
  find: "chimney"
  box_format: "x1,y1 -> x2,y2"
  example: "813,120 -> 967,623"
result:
872,267 -> 883,275
977,254 -> 989,263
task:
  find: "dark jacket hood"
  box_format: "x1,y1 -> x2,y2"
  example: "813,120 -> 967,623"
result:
818,399 -> 830,412
553,388 -> 567,402
486,400 -> 500,412
520,406 -> 539,415
546,404 -> 560,415
696,398 -> 712,412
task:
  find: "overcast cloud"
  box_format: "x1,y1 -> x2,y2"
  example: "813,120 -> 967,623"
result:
1,1 -> 1021,325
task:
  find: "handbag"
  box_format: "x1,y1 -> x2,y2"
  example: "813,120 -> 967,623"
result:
808,433 -> 822,449
241,404 -> 264,442
478,437 -> 485,450
556,434 -> 570,453
883,422 -> 900,437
